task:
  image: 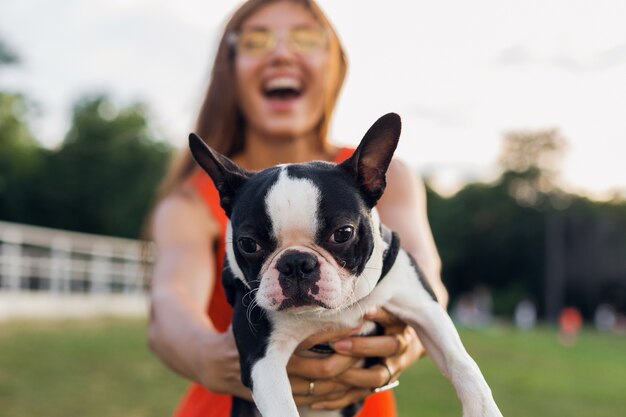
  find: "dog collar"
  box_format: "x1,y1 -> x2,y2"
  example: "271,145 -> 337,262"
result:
378,225 -> 400,285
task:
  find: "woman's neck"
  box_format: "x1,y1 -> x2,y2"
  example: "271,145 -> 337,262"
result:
234,128 -> 335,171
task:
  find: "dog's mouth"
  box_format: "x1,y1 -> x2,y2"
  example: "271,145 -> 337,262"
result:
277,296 -> 329,311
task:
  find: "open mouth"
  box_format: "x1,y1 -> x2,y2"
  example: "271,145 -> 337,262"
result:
262,76 -> 304,100
278,296 -> 329,311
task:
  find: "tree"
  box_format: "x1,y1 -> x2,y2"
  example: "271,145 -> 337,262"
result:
0,92 -> 44,221
499,128 -> 571,320
0,38 -> 172,237
0,39 -> 18,66
0,38 -> 45,223
40,95 -> 172,238
498,128 -> 567,208
427,180 -> 545,316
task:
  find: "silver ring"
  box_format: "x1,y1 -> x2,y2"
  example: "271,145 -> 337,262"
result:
381,362 -> 393,385
372,380 -> 400,393
308,380 -> 316,396
371,363 -> 399,393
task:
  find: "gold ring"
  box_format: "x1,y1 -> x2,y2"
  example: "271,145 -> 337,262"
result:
308,380 -> 315,396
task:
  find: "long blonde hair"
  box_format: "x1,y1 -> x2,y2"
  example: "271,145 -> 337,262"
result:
156,0 -> 348,201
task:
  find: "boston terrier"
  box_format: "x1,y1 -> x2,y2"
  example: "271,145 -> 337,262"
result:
189,113 -> 503,417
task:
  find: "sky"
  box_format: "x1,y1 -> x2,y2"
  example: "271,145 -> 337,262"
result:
1,0 -> 625,198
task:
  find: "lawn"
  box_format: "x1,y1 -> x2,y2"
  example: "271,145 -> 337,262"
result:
0,319 -> 624,417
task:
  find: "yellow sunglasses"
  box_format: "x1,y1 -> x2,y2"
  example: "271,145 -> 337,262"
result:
228,27 -> 328,56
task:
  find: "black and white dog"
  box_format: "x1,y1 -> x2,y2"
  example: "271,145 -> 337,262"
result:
189,113 -> 502,417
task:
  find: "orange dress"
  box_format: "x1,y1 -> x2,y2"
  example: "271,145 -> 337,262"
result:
174,148 -> 397,417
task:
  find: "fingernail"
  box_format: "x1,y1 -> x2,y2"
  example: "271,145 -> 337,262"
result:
364,306 -> 377,318
333,338 -> 352,351
311,403 -> 325,410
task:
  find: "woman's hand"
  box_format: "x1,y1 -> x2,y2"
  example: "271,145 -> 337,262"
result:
288,327 -> 362,406
286,308 -> 424,410
195,326 -> 253,401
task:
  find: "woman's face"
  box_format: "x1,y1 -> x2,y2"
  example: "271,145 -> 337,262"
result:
235,1 -> 329,141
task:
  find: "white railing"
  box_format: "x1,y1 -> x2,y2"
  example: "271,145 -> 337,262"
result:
0,221 -> 152,320
0,220 -> 150,294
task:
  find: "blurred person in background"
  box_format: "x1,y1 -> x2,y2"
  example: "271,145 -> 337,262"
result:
147,0 -> 448,416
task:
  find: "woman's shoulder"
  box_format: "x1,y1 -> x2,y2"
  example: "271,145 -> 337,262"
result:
152,187 -> 220,245
380,158 -> 426,205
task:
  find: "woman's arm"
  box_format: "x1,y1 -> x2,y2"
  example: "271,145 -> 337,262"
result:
147,190 -> 251,399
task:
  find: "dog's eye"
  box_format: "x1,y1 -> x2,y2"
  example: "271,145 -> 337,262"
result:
331,226 -> 354,244
238,237 -> 261,254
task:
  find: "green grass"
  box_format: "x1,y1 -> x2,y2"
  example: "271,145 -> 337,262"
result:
0,319 -> 186,417
0,319 -> 625,417
396,327 -> 626,416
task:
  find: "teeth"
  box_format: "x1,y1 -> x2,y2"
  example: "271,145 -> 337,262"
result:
265,77 -> 302,92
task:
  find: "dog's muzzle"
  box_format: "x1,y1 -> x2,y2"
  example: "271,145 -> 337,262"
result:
276,250 -> 323,310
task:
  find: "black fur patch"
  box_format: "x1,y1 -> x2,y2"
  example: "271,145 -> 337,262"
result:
229,167 -> 281,288
378,226 -> 400,285
407,253 -> 438,302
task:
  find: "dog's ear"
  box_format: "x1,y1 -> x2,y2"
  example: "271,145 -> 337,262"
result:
339,113 -> 401,207
189,133 -> 249,216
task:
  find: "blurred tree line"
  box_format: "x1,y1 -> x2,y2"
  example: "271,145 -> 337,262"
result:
0,41 -> 171,238
0,94 -> 171,237
427,130 -> 626,319
1,39 -> 625,319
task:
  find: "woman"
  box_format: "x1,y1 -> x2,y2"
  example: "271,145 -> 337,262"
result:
148,0 -> 448,415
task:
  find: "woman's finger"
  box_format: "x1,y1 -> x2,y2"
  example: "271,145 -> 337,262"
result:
310,388 -> 372,411
334,363 -> 397,389
331,334 -> 403,358
294,388 -> 349,406
290,376 -> 350,397
296,326 -> 362,352
287,353 -> 360,379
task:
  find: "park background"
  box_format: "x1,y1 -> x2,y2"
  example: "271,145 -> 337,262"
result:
1,0 -> 625,416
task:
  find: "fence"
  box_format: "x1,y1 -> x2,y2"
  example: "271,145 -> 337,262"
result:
0,221 -> 151,320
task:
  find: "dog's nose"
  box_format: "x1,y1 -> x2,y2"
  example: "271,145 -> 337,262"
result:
276,251 -> 319,278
